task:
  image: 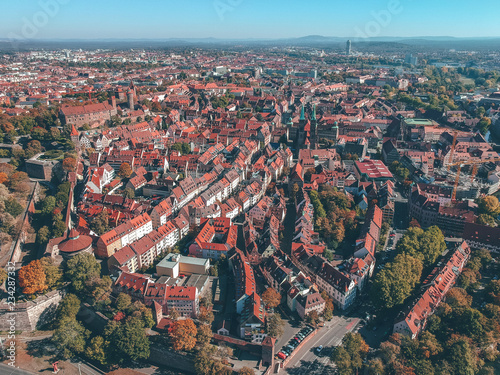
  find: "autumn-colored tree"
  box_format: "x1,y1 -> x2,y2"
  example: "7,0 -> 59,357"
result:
262,287 -> 281,309
18,259 -> 47,294
478,195 -> 500,216
170,319 -> 197,351
62,157 -> 77,172
239,367 -> 256,375
445,288 -> 472,308
118,162 -> 133,178
151,101 -> 162,112
0,172 -> 7,184
1,122 -> 14,133
321,291 -> 334,320
7,171 -> 29,190
0,268 -> 7,285
409,218 -> 421,228
0,163 -> 14,176
306,310 -> 320,327
290,183 -> 299,200
198,306 -> 215,325
169,307 -> 180,320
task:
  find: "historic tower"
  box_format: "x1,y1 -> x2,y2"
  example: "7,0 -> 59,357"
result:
310,104 -> 318,150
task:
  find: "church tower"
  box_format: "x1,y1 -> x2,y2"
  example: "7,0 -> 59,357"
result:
311,104 -> 318,149
296,104 -> 307,148
332,121 -> 339,142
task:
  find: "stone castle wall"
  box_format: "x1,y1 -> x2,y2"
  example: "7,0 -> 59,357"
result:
0,289 -> 65,332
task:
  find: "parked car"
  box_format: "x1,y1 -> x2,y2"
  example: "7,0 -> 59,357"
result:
278,352 -> 286,360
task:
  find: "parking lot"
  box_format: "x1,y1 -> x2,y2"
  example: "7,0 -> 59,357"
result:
283,316 -> 362,374
276,325 -> 315,361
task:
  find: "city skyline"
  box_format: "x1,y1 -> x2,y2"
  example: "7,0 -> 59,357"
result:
1,0 -> 500,40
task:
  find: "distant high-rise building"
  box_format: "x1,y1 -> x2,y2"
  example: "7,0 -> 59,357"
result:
346,40 -> 352,56
405,53 -> 418,65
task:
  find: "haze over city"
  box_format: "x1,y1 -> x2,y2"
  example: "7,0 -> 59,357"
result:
1,0 -> 500,40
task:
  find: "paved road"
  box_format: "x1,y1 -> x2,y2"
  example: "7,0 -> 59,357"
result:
283,316 -> 361,375
0,363 -> 36,375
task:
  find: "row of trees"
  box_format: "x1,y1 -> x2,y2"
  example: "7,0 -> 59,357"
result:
334,248 -> 499,374
372,226 -> 446,310
365,247 -> 499,374
395,226 -> 447,268
35,181 -> 73,243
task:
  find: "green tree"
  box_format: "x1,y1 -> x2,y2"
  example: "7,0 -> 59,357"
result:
86,336 -> 109,365
478,117 -> 492,135
196,323 -> 213,347
171,142 -> 191,155
56,293 -> 81,323
123,187 -> 135,199
266,313 -> 285,338
331,346 -> 352,375
106,316 -> 150,362
36,226 -> 51,245
290,183 -> 299,200
40,257 -> 63,289
372,253 -> 423,310
116,293 -> 132,311
89,209 -> 109,235
396,226 -> 446,268
52,219 -> 66,238
477,214 -> 496,226
446,337 -> 477,375
4,197 -> 23,217
65,253 -> 101,294
52,317 -> 89,358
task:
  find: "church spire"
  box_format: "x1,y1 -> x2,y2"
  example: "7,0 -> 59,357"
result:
300,104 -> 305,121
312,104 -> 316,121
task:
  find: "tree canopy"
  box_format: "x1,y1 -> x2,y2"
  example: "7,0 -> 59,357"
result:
65,253 -> 101,294
18,259 -> 48,295
266,313 -> 285,338
170,318 -> 197,351
372,253 -> 423,310
395,226 -> 446,268
262,287 -> 281,309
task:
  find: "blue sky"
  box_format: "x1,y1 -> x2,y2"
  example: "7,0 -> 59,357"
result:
1,0 -> 499,40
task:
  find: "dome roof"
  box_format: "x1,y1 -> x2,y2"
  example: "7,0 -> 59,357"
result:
58,229 -> 92,254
